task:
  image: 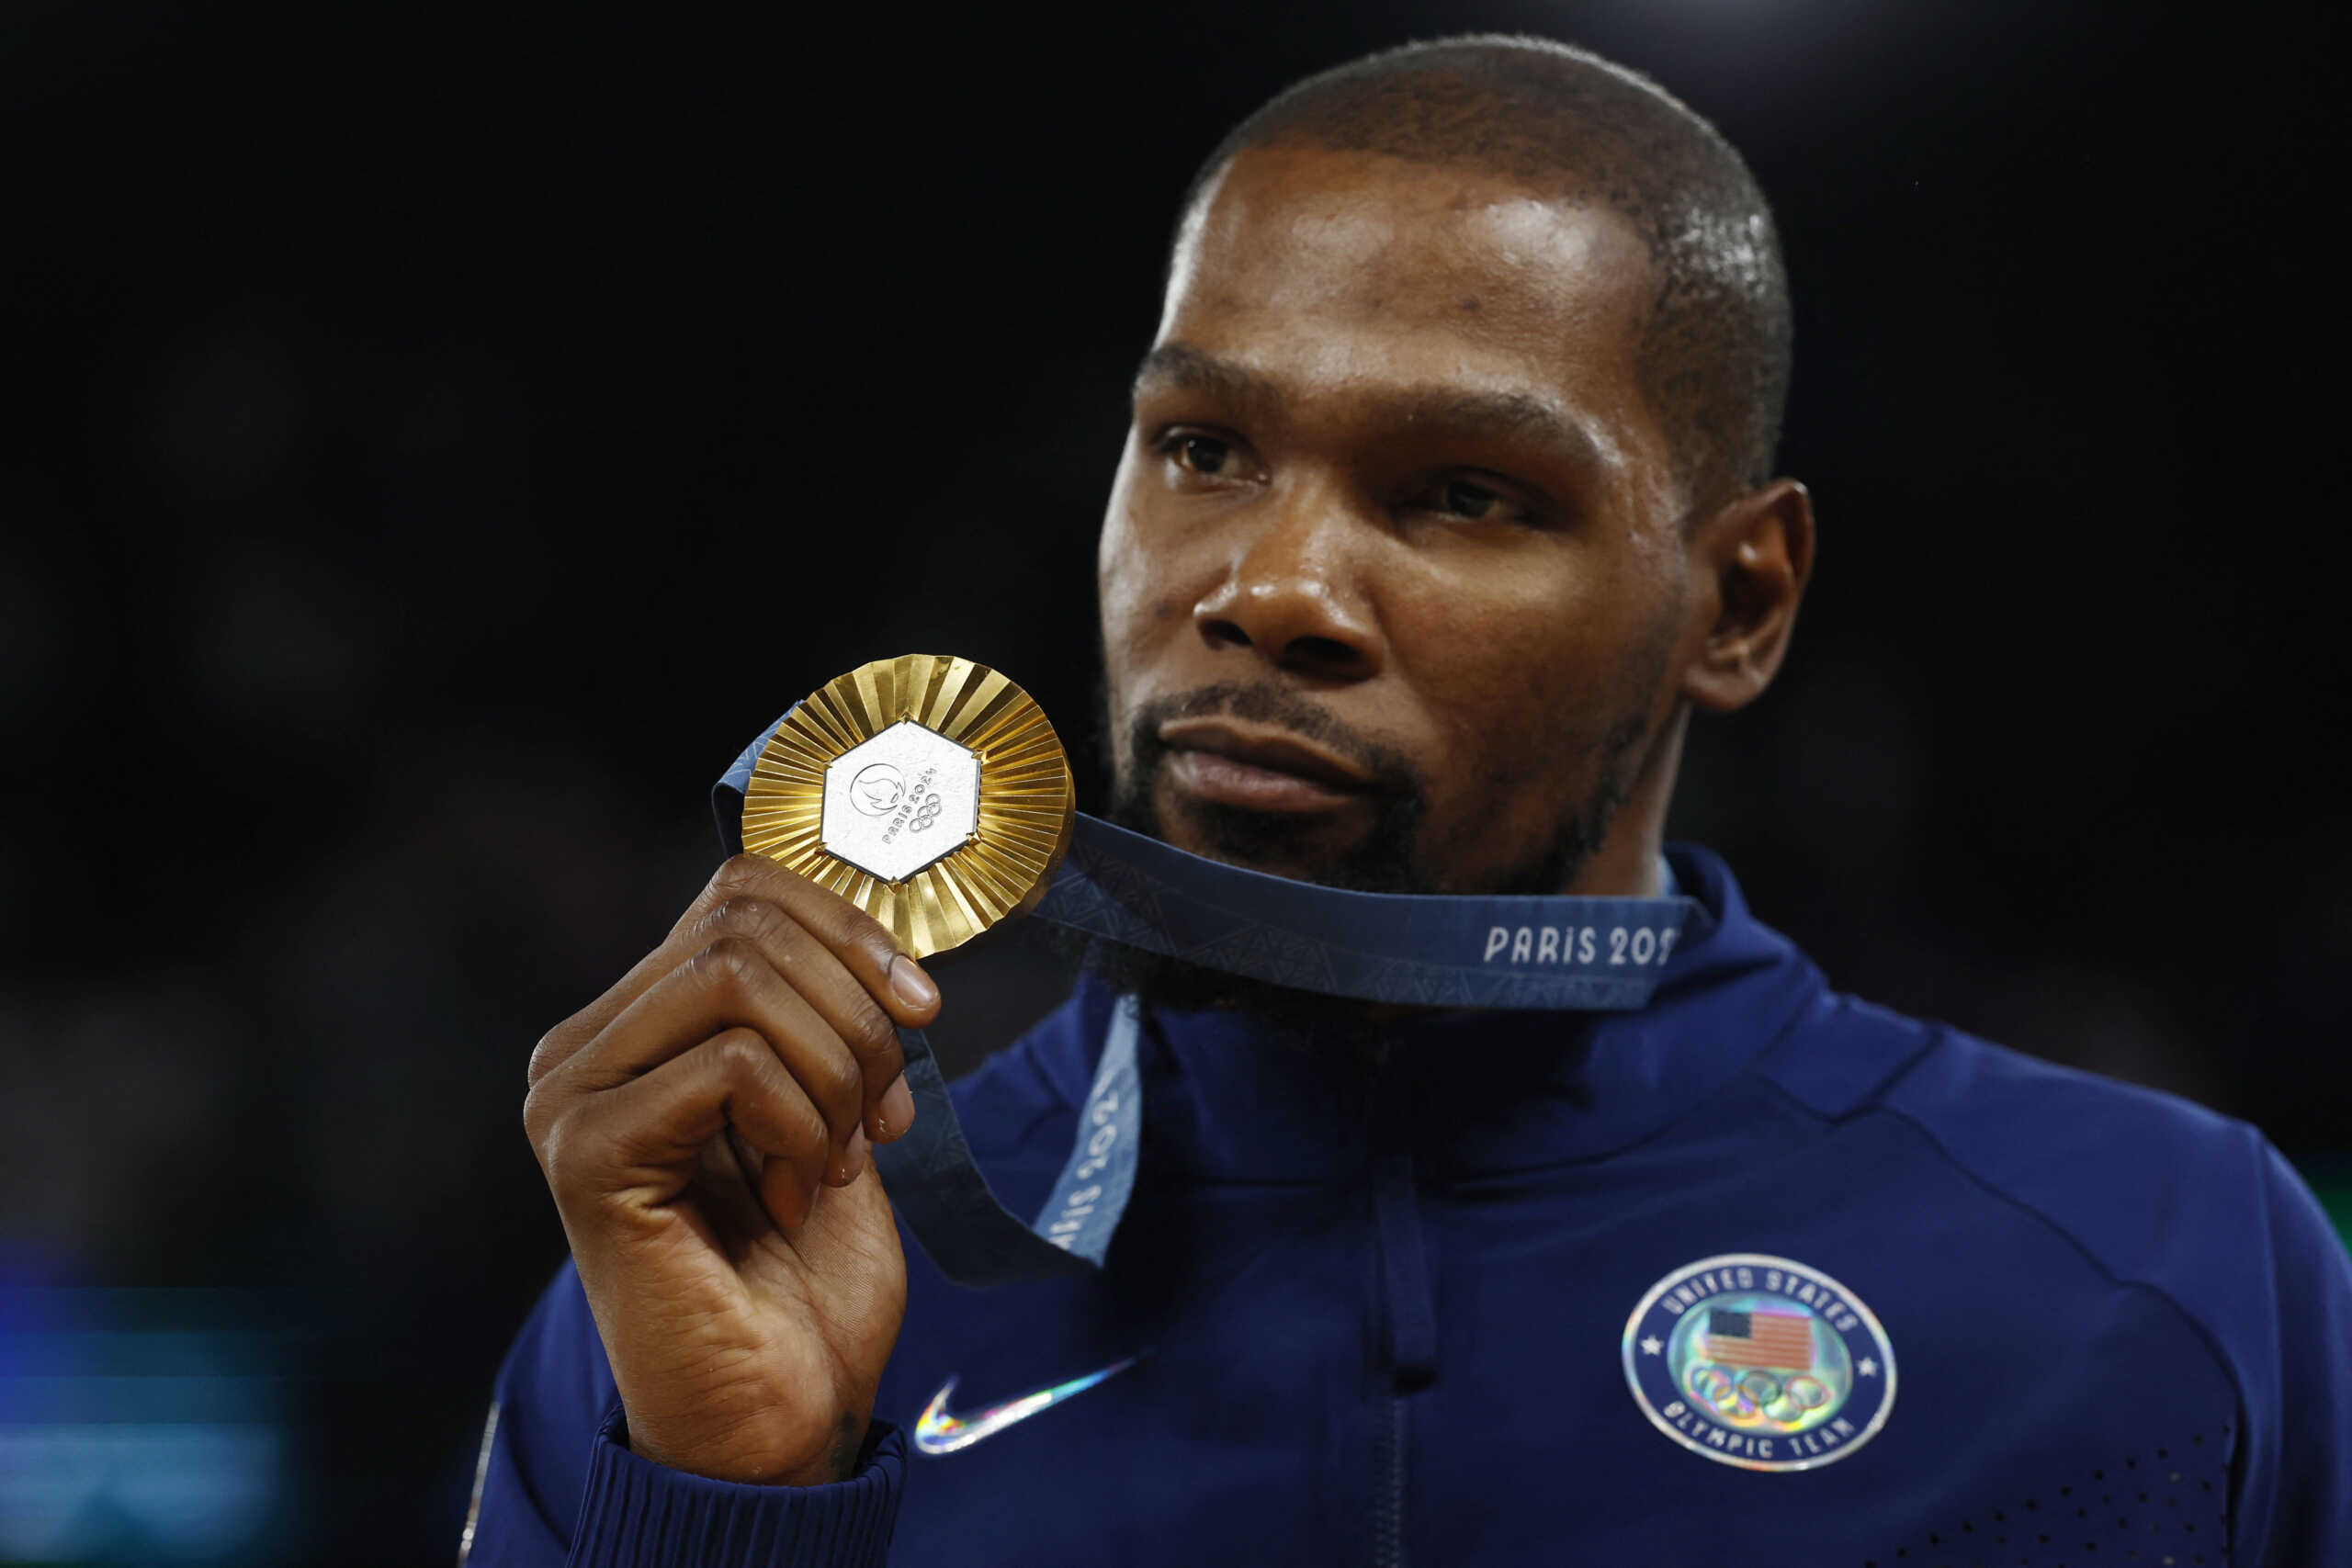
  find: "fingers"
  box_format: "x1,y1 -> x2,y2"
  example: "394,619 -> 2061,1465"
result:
528,855 -> 938,1145
680,893 -> 922,1144
698,855 -> 936,1021
555,934 -> 872,1167
534,1027 -> 835,1228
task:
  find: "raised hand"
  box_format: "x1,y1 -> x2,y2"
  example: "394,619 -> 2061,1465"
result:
523,855 -> 938,1484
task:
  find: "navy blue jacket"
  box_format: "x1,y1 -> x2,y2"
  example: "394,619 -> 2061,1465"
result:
467,845 -> 2352,1565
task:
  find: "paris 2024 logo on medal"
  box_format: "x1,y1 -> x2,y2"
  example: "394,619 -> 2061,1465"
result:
848,762 -> 906,816
1623,1253 -> 1895,1472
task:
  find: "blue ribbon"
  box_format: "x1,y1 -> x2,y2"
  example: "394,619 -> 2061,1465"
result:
713,710 -> 1703,1286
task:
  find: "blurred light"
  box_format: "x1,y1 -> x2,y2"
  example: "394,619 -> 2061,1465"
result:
2324,1190 -> 2352,1252
0,1292 -> 291,1566
2308,1163 -> 2352,1255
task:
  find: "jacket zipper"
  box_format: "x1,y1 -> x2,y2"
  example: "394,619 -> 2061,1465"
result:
1366,1050 -> 1432,1568
1370,1392 -> 1407,1568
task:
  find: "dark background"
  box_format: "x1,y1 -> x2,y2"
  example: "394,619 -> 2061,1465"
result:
3,2 -> 2346,1562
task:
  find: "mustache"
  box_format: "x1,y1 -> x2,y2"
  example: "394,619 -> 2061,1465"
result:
1121,682 -> 1428,799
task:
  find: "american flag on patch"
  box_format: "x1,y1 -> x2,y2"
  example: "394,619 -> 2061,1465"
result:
1703,1308 -> 1815,1370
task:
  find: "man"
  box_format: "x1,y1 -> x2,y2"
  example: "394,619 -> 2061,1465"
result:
470,35 -> 2351,1565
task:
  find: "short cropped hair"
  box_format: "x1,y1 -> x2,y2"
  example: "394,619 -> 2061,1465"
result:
1182,35 -> 1792,517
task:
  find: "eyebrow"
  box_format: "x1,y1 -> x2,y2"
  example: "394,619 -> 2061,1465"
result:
1130,342 -> 1604,476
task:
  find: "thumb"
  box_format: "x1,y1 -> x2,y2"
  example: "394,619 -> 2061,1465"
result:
787,1156 -> 904,1332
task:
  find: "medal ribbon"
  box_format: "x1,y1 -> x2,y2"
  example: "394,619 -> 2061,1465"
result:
715,714 -> 1705,1286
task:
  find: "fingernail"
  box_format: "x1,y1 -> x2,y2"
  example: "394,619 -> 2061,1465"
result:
888,953 -> 938,1011
844,1126 -> 870,1182
878,1074 -> 916,1140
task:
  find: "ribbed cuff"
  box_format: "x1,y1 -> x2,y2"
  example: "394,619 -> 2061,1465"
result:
567,1406 -> 903,1568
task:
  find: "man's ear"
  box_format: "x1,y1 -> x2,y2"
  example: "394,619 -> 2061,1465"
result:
1677,478 -> 1815,714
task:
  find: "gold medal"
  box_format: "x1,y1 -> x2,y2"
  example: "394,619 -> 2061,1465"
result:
740,654 -> 1077,958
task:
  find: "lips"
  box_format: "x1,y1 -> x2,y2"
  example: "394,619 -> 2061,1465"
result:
1157,718 -> 1374,812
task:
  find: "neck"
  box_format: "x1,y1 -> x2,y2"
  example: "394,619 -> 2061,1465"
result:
1560,701 -> 1688,897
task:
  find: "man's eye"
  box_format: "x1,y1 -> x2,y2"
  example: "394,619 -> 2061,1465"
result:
1442,479 -> 1499,519
1174,434 -> 1231,475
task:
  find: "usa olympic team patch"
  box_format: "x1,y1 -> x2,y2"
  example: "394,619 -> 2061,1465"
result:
1623,1253 -> 1895,1472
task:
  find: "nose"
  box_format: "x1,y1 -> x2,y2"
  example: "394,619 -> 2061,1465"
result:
1192,488 -> 1385,683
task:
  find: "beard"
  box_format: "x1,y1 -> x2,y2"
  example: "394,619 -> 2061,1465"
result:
1068,674 -> 1659,1032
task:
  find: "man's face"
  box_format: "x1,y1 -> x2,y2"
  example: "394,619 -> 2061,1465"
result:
1098,143 -> 1695,897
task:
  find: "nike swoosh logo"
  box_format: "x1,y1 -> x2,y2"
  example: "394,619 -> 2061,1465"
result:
912,1357 -> 1139,1455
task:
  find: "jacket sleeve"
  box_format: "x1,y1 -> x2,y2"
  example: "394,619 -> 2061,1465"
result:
2238,1145 -> 2352,1565
461,1261 -> 905,1568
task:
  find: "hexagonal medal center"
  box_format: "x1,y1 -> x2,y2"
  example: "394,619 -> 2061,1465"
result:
820,720 -> 980,882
